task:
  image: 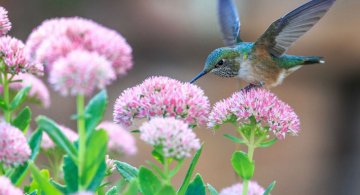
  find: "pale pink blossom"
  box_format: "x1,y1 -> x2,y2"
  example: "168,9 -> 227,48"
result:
41,125 -> 78,149
113,76 -> 210,127
139,117 -> 200,159
48,50 -> 115,96
105,155 -> 116,174
97,121 -> 137,156
0,36 -> 43,75
26,17 -> 133,75
0,7 -> 11,36
208,88 -> 300,139
0,176 -> 23,195
220,181 -> 265,195
0,122 -> 31,166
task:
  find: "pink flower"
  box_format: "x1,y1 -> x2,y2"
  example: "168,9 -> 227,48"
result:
105,155 -> 115,174
208,88 -> 300,139
0,122 -> 31,166
26,17 -> 133,75
113,76 -> 210,127
0,7 -> 11,36
0,36 -> 43,75
220,181 -> 264,195
97,121 -> 137,156
41,125 -> 78,149
4,74 -> 50,108
48,50 -> 115,96
139,117 -> 200,159
0,176 -> 23,195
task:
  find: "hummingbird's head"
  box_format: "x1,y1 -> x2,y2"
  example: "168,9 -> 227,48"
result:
190,47 -> 240,83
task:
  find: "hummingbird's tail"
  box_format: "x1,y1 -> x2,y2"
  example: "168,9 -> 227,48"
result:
302,56 -> 325,65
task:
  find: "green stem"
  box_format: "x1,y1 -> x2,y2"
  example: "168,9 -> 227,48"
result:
3,72 -> 11,122
242,126 -> 256,195
77,94 -> 86,190
163,158 -> 171,185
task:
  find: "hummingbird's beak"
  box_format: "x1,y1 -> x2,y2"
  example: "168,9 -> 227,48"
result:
190,70 -> 208,84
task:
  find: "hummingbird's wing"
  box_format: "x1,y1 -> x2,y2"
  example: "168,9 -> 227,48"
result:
253,0 -> 335,57
218,0 -> 241,47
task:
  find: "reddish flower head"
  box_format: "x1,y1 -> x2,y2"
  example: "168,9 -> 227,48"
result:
220,181 -> 264,195
208,88 -> 300,139
48,50 -> 115,96
139,117 -> 200,159
113,76 -> 210,127
26,17 -> 133,76
0,176 -> 23,195
97,121 -> 137,156
0,122 -> 31,166
0,7 -> 11,36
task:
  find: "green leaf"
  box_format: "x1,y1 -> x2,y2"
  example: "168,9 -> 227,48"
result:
185,174 -> 206,195
156,185 -> 176,195
223,134 -> 246,144
207,183 -> 218,195
258,138 -> 277,148
36,116 -> 78,161
231,151 -> 254,180
114,161 -> 139,182
131,129 -> 140,133
25,190 -> 37,195
146,160 -> 165,179
28,162 -> 62,195
81,129 -> 108,189
151,147 -> 165,164
10,86 -> 31,110
122,179 -> 139,195
106,186 -> 118,195
63,155 -> 78,193
49,179 -> 67,193
263,181 -> 276,195
12,106 -> 31,132
87,159 -> 106,191
85,89 -> 107,136
10,129 -> 42,185
178,145 -> 203,195
138,167 -> 162,195
0,99 -> 6,110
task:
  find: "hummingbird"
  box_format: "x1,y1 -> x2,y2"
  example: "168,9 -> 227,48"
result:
190,0 -> 336,88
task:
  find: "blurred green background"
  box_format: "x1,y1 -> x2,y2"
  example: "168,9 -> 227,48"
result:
2,0 -> 360,194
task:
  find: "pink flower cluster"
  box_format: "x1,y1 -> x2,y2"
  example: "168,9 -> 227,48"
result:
113,76 -> 210,126
208,88 -> 300,139
0,176 -> 23,195
26,17 -> 133,75
220,181 -> 264,195
139,117 -> 200,159
97,121 -> 137,156
41,125 -> 78,149
0,36 -> 43,75
0,7 -> 11,36
0,122 -> 31,166
49,50 -> 115,96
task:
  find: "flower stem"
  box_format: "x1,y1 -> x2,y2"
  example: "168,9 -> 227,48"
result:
163,158 -> 171,185
242,126 -> 256,195
77,94 -> 86,190
2,72 -> 11,122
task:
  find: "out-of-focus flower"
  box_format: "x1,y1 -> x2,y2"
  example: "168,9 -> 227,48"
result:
0,7 -> 11,36
219,181 -> 264,195
0,176 -> 23,195
0,36 -> 43,75
48,50 -> 115,96
97,121 -> 137,156
105,154 -> 116,174
0,122 -> 31,166
139,117 -> 200,160
208,88 -> 300,139
0,73 -> 51,108
113,76 -> 210,127
71,192 -> 94,195
26,17 -> 133,75
41,125 -> 78,149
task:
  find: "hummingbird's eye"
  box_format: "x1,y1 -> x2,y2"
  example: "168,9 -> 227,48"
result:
215,59 -> 224,68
